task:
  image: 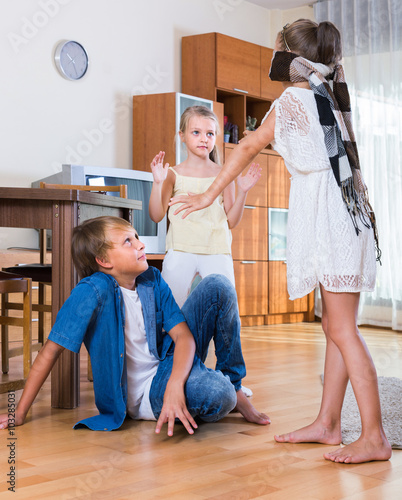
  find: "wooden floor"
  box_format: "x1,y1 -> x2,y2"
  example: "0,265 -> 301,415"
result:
1,322 -> 402,499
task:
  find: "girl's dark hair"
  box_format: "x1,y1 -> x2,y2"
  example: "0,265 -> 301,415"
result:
179,105 -> 221,164
277,18 -> 342,65
71,216 -> 133,279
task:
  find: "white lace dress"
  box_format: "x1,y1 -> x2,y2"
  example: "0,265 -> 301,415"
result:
266,87 -> 376,300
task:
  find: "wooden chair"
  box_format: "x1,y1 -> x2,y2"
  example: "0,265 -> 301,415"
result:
2,264 -> 51,356
5,183 -> 128,382
0,271 -> 32,393
39,182 -> 128,198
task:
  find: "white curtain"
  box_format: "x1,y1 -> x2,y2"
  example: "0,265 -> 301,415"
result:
314,0 -> 402,330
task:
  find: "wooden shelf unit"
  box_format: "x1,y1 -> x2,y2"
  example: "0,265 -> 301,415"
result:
228,143 -> 314,326
182,32 -> 282,146
132,92 -> 224,172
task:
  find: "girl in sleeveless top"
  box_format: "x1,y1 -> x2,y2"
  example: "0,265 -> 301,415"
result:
149,105 -> 261,309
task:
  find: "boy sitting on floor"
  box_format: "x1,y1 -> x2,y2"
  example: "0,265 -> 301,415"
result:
0,216 -> 269,434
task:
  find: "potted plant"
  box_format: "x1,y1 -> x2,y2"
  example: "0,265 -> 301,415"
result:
246,116 -> 257,131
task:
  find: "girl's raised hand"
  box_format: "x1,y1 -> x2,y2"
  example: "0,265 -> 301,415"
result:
237,163 -> 262,193
150,151 -> 169,184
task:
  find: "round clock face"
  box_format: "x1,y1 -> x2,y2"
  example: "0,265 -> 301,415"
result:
54,40 -> 88,81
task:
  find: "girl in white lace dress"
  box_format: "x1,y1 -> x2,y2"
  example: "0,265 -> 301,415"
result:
170,20 -> 391,464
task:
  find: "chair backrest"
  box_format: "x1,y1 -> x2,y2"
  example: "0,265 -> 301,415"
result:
0,270 -> 28,294
39,182 -> 128,199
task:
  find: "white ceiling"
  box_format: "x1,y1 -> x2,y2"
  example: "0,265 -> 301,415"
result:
246,0 -> 314,9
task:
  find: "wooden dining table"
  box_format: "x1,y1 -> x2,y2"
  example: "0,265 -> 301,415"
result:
0,187 -> 141,409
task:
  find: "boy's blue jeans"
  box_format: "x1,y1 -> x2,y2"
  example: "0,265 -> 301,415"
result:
149,274 -> 244,422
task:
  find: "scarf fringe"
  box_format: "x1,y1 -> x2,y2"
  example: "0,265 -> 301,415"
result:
341,177 -> 382,263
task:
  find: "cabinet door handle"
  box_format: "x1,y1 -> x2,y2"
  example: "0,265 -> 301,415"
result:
233,88 -> 249,94
244,205 -> 256,209
241,261 -> 257,264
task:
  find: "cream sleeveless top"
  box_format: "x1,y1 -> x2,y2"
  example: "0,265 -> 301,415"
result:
166,168 -> 232,255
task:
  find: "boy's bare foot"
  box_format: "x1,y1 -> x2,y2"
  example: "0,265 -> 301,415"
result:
235,389 -> 270,425
274,421 -> 341,445
323,436 -> 392,464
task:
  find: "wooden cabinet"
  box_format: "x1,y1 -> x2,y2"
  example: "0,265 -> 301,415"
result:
267,154 -> 291,209
132,92 -> 224,172
228,145 -> 314,326
181,33 -> 216,101
231,206 -> 268,262
132,93 -> 176,172
215,34 -> 261,96
182,33 -> 282,143
234,260 -> 268,319
225,147 -> 268,206
182,33 -> 278,99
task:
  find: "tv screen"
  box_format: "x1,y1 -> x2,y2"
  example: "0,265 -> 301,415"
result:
86,175 -> 156,237
32,164 -> 167,254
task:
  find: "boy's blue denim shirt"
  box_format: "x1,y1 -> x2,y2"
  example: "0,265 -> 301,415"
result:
48,267 -> 185,431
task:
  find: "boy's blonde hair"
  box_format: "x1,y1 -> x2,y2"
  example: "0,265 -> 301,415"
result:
179,105 -> 221,164
72,216 -> 133,279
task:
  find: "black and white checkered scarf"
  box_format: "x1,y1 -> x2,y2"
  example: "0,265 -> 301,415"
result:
269,50 -> 381,262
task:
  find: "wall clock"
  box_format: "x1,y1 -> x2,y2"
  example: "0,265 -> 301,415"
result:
54,40 -> 89,81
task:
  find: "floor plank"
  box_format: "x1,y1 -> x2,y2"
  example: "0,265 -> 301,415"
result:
1,322 -> 401,499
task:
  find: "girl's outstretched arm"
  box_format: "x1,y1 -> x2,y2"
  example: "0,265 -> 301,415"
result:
148,151 -> 175,223
169,110 -> 276,219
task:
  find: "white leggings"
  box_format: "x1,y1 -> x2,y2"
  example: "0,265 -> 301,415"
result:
161,250 -> 236,308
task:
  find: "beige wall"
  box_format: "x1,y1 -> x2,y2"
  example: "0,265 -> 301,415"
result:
269,5 -> 316,46
0,0 -> 314,248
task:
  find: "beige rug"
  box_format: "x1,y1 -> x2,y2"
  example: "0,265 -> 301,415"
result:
341,376 -> 402,449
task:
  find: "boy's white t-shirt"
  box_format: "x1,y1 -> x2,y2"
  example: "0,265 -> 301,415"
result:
120,286 -> 159,421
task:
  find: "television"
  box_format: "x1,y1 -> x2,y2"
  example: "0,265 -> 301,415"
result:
32,164 -> 167,254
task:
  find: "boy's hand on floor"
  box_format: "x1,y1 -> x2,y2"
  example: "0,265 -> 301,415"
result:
0,411 -> 25,430
0,413 -> 11,430
154,383 -> 198,437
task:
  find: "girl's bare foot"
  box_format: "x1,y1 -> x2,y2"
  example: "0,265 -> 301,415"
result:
275,420 -> 341,445
235,389 -> 270,425
324,436 -> 392,464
